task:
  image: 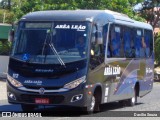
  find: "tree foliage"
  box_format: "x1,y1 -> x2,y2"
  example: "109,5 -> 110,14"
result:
134,0 -> 160,29
134,0 -> 160,65
155,33 -> 160,64
0,0 -> 145,23
0,40 -> 11,55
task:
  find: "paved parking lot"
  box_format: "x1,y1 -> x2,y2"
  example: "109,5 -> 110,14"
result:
1,79 -> 160,119
0,79 -> 7,101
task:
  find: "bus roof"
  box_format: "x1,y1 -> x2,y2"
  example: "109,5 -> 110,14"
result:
21,10 -> 152,30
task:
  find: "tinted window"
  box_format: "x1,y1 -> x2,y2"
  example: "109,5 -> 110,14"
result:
108,25 -> 124,58
123,27 -> 135,58
134,29 -> 143,58
13,21 -> 90,64
90,24 -> 108,70
143,30 -> 153,57
106,25 -> 153,59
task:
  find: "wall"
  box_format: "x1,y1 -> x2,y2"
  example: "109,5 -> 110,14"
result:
0,55 -> 9,78
0,24 -> 11,40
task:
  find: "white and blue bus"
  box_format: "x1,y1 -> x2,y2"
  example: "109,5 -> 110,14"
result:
7,10 -> 154,113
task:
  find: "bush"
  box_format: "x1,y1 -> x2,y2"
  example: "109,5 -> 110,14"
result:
155,33 -> 160,64
0,9 -> 15,24
0,40 -> 11,55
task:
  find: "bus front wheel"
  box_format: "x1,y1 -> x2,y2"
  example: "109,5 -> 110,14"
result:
85,91 -> 101,114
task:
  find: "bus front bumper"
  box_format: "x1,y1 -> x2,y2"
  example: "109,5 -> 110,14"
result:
7,82 -> 89,107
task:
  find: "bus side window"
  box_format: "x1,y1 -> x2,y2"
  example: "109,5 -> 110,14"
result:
107,38 -> 111,57
110,25 -> 121,57
139,29 -> 152,58
90,25 -> 103,70
102,24 -> 108,56
123,27 -> 133,58
149,30 -> 153,56
144,30 -> 152,58
134,29 -> 143,58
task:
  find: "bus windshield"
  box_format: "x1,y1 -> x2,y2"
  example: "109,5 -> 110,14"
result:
12,21 -> 90,64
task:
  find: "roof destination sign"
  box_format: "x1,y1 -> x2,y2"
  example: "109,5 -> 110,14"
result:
55,24 -> 86,31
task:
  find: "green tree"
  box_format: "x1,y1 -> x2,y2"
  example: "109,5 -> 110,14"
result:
0,40 -> 11,55
0,9 -> 14,23
0,0 -> 20,23
133,0 -> 160,66
11,0 -> 144,21
155,33 -> 160,66
133,0 -> 160,29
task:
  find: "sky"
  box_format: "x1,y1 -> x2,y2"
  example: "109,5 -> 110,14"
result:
133,3 -> 143,12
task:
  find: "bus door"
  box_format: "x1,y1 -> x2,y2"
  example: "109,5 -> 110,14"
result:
88,23 -> 108,98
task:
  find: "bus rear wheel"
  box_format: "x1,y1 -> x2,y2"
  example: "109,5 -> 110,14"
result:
21,104 -> 37,111
127,89 -> 137,106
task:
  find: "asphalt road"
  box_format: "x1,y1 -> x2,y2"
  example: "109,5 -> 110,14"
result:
1,80 -> 160,119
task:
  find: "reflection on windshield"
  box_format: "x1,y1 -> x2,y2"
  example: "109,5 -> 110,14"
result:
13,22 -> 90,64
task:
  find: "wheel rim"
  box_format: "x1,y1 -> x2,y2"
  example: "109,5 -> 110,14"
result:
131,96 -> 135,104
89,96 -> 95,111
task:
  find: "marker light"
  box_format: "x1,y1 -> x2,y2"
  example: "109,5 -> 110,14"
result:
7,75 -> 23,88
71,94 -> 83,102
8,92 -> 16,100
64,76 -> 86,89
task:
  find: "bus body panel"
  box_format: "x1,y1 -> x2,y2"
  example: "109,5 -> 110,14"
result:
89,56 -> 154,104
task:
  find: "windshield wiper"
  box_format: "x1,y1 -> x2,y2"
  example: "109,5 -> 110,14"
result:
41,30 -> 50,56
41,29 -> 66,67
49,43 -> 65,66
41,30 -> 50,63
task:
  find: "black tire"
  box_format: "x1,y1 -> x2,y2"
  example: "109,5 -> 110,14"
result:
84,91 -> 101,114
94,91 -> 101,112
127,89 -> 137,106
21,104 -> 36,111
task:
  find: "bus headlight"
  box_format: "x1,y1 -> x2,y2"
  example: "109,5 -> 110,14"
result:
7,75 -> 23,88
64,76 -> 86,89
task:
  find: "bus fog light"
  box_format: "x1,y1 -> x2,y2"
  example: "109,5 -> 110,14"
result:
8,92 -> 16,100
71,94 -> 83,102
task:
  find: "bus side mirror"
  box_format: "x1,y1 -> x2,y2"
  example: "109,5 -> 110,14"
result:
96,31 -> 103,45
8,29 -> 14,42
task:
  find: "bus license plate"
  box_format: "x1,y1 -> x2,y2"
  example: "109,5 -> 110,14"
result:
35,98 -> 49,104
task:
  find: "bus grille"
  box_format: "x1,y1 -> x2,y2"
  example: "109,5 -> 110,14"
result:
23,85 -> 62,90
